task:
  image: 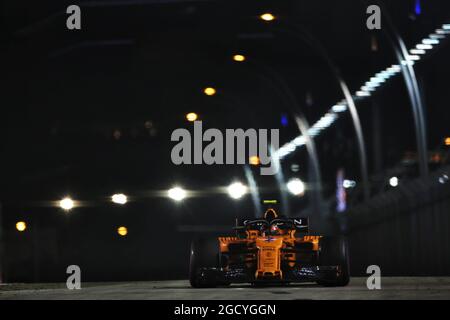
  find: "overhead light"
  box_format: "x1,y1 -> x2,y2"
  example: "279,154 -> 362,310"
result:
389,176 -> 399,187
273,21 -> 449,161
203,87 -> 216,96
370,76 -> 385,84
233,54 -> 246,62
313,113 -> 337,129
60,197 -> 74,211
410,49 -> 426,55
332,104 -> 347,113
416,43 -> 433,50
260,13 -> 275,21
293,136 -> 306,146
117,226 -> 128,237
436,28 -> 449,34
286,178 -> 305,196
168,187 -> 187,201
343,180 -> 356,189
422,38 -> 439,45
407,54 -> 421,61
186,112 -> 198,122
429,34 -> 445,40
361,86 -> 375,92
111,193 -> 127,205
401,59 -> 415,66
16,221 -> 27,232
365,81 -> 380,89
227,182 -> 247,199
249,155 -> 260,166
388,65 -> 401,73
356,91 -> 371,97
438,174 -> 449,184
445,137 -> 450,146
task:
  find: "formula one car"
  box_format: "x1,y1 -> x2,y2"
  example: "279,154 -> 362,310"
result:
189,208 -> 350,287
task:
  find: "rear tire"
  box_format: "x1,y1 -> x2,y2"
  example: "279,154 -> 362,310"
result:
189,238 -> 220,288
316,236 -> 350,287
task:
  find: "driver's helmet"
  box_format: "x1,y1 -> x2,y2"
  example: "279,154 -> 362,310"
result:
264,208 -> 278,222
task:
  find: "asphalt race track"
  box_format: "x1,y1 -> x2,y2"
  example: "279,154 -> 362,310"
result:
0,277 -> 449,299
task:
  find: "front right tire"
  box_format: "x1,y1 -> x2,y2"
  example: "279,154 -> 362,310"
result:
316,236 -> 350,287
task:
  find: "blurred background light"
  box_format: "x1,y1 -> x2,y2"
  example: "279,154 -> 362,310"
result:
16,221 -> 27,232
60,197 -> 74,210
233,54 -> 246,62
111,193 -> 127,205
410,49 -> 426,55
203,87 -> 216,96
389,176 -> 399,187
117,226 -> 128,237
168,186 -> 187,201
227,182 -> 247,199
186,112 -> 198,122
286,178 -> 305,196
280,113 -> 289,127
249,155 -> 260,166
415,0 -> 422,15
439,174 -> 449,184
416,43 -> 433,50
343,179 -> 356,189
332,104 -> 347,113
260,13 -> 275,21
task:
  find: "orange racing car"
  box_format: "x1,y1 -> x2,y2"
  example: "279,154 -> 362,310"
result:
189,208 -> 350,287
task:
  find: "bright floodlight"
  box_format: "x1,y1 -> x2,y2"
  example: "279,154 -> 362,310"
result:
60,197 -> 74,210
186,112 -> 198,122
287,178 -> 305,196
203,87 -> 216,96
389,176 -> 399,187
117,226 -> 128,236
332,104 -> 347,113
343,179 -> 356,189
249,155 -> 260,166
16,221 -> 27,232
233,54 -> 246,62
168,187 -> 187,201
112,193 -> 127,205
227,182 -> 248,199
260,13 -> 275,21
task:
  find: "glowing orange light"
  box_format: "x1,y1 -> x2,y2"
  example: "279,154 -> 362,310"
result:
260,13 -> 275,21
233,54 -> 246,62
16,221 -> 27,232
445,137 -> 450,146
203,87 -> 216,96
117,226 -> 128,236
249,156 -> 260,165
186,112 -> 198,122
